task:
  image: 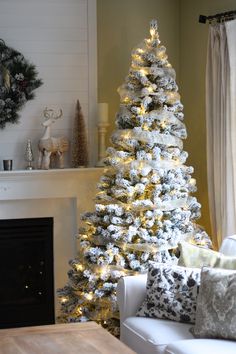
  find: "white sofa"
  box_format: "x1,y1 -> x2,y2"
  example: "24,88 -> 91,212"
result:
117,236 -> 236,354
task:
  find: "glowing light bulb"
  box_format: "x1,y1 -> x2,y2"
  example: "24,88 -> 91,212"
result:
86,292 -> 93,301
123,131 -> 132,139
137,48 -> 144,54
150,28 -> 155,37
61,297 -> 68,304
123,96 -> 130,103
140,107 -> 146,115
100,268 -> 107,276
159,52 -> 165,59
140,69 -> 147,76
76,307 -> 83,315
75,264 -> 84,271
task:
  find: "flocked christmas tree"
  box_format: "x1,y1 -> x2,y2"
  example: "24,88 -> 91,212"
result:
58,20 -> 211,335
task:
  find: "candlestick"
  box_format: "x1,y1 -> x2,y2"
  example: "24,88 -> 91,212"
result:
96,103 -> 109,167
98,103 -> 109,124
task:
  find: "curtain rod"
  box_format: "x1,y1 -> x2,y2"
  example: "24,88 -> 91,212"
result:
199,10 -> 236,24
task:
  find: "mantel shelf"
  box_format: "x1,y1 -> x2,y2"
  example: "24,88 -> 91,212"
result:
0,167 -> 103,201
0,167 -> 103,179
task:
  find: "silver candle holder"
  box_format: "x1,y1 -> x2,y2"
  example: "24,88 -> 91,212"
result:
24,139 -> 34,170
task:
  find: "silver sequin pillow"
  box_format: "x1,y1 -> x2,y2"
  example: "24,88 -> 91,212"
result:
136,262 -> 201,323
191,267 -> 236,339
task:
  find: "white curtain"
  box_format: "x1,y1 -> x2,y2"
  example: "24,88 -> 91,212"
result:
206,19 -> 236,249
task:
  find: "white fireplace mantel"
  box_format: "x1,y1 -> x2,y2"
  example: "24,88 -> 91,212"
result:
0,168 -> 102,202
0,167 -> 103,318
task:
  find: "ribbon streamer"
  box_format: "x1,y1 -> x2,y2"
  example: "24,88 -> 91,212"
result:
112,129 -> 183,149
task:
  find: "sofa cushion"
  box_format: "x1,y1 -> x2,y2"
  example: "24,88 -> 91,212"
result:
178,241 -> 236,269
136,262 -> 200,323
191,267 -> 236,340
165,339 -> 236,354
122,316 -> 193,354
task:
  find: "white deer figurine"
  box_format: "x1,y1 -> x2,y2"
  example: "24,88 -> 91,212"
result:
38,108 -> 69,169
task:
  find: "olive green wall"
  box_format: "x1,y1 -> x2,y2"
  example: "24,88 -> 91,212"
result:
97,0 -> 236,246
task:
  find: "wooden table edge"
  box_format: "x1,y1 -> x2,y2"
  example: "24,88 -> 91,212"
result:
0,322 -> 98,337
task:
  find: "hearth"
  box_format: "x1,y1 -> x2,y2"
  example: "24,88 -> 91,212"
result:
0,217 -> 55,328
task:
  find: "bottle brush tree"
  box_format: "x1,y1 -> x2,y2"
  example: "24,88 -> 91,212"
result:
71,99 -> 89,167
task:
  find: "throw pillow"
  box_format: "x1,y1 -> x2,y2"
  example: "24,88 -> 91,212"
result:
178,241 -> 236,269
136,262 -> 201,323
191,267 -> 236,339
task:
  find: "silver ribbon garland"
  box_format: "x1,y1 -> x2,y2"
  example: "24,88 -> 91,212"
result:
112,129 -> 183,149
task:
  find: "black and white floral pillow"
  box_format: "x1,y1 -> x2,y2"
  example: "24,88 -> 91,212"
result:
136,262 -> 201,323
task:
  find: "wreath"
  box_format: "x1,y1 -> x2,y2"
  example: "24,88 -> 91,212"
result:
0,39 -> 43,129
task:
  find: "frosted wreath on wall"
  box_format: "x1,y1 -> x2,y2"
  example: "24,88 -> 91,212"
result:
0,39 -> 42,129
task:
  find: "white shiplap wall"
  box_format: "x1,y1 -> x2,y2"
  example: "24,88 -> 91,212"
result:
0,0 -> 97,169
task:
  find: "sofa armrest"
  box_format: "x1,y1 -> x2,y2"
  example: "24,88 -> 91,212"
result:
117,273 -> 147,323
220,235 -> 236,256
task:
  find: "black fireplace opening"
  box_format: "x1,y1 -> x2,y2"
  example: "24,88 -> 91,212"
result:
0,217 -> 55,329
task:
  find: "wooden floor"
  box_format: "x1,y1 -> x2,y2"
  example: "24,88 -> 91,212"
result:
0,322 -> 136,354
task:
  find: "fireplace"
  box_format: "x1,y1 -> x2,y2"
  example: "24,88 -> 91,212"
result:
0,168 -> 102,321
0,218 -> 55,329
